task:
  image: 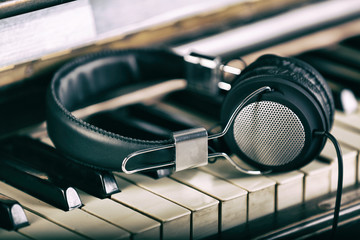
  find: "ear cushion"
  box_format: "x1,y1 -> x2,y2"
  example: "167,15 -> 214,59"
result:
232,54 -> 334,130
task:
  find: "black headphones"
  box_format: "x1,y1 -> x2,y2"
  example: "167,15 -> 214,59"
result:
46,49 -> 334,174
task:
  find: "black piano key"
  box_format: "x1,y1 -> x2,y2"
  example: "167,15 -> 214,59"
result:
85,108 -> 172,140
127,103 -> 202,131
141,168 -> 175,179
341,35 -> 360,51
0,194 -> 29,230
308,45 -> 360,70
165,90 -> 223,119
299,53 -> 360,96
86,102 -> 202,137
0,153 -> 82,211
327,81 -> 358,114
2,136 -> 120,199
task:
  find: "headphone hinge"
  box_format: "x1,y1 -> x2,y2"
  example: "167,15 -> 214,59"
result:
184,52 -> 223,96
184,52 -> 242,96
173,127 -> 208,172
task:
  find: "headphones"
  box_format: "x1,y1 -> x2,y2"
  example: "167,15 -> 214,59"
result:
46,49 -> 334,174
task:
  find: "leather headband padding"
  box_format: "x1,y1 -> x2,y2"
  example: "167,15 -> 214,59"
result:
46,49 -> 185,171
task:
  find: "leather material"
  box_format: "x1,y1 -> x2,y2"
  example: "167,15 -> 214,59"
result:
233,54 -> 334,130
47,49 -> 185,171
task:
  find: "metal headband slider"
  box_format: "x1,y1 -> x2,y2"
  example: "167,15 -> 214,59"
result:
173,127 -> 208,172
184,52 -> 221,96
184,52 -> 242,96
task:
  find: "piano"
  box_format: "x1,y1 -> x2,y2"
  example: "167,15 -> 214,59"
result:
1,0 -> 360,239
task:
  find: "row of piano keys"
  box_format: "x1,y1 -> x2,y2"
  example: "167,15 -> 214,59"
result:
2,108 -> 359,240
1,36 -> 360,240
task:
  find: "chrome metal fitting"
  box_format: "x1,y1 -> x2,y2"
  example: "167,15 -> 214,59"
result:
173,127 -> 208,172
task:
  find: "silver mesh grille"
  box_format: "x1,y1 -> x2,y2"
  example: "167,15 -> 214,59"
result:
233,101 -> 305,166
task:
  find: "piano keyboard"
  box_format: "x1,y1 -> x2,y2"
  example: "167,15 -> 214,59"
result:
1,8 -> 360,240
1,105 -> 360,238
1,108 -> 360,239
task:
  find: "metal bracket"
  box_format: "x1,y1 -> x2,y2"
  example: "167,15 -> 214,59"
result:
184,52 -> 241,96
122,127 -> 208,174
173,127 -> 208,172
184,52 -> 222,96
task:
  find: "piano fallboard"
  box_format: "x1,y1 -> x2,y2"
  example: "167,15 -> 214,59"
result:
1,1 -> 360,239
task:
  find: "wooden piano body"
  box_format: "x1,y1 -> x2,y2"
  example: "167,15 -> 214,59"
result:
1,0 -> 360,239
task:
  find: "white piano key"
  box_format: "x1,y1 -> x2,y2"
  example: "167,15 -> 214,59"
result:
39,137 -> 55,148
300,160 -> 331,202
0,229 -> 29,240
170,168 -> 247,231
305,118 -> 360,198
266,171 -> 304,210
330,124 -> 360,186
331,123 -> 360,150
201,159 -> 276,221
117,173 -> 219,240
0,181 -> 130,240
80,191 -> 160,240
112,176 -> 191,240
319,140 -> 357,192
19,210 -> 86,240
335,110 -> 360,130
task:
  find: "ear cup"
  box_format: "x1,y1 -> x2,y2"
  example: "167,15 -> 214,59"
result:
232,54 -> 334,129
221,54 -> 334,171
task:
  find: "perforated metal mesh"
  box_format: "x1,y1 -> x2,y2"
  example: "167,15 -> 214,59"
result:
233,101 -> 305,166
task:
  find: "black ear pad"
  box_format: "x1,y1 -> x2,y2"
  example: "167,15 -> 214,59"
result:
221,54 -> 334,172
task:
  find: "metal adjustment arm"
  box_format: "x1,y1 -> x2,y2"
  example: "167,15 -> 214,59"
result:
121,144 -> 175,174
121,128 -> 208,174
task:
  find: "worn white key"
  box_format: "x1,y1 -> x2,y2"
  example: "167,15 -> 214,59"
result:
300,160 -> 331,202
19,210 -> 85,240
335,110 -> 360,130
319,140 -> 357,192
201,159 -> 276,221
117,173 -> 219,240
80,191 -> 160,240
0,229 -> 29,240
40,137 -> 55,148
0,181 -> 130,240
298,121 -> 359,202
266,171 -> 304,210
112,176 -> 191,240
171,169 -> 247,231
331,124 -> 360,150
330,124 -> 360,186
